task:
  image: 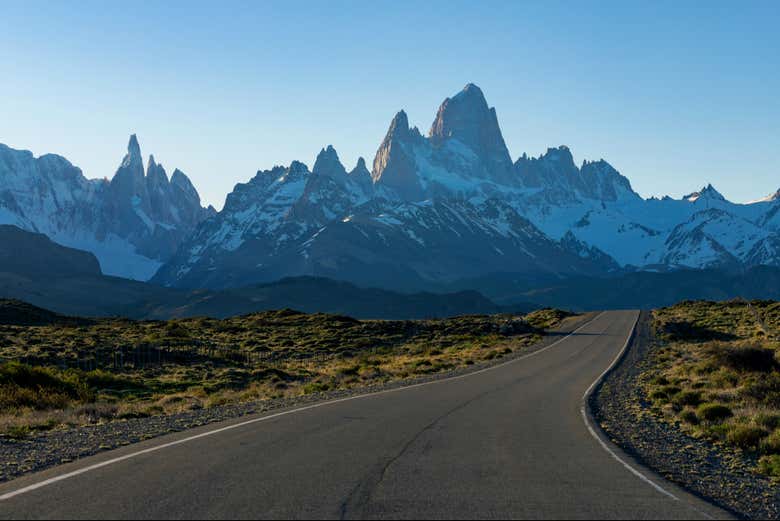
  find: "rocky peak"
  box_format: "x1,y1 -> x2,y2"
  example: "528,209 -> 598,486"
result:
146,155 -> 169,187
171,169 -> 199,202
371,110 -> 424,200
287,160 -> 310,180
542,146 -> 576,167
111,134 -> 147,200
428,83 -> 513,182
312,145 -> 347,181
121,134 -> 143,171
580,159 -> 638,201
685,184 -> 725,203
350,157 -> 369,177
127,134 -> 141,162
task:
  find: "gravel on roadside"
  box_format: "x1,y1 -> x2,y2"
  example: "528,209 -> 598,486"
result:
591,311 -> 780,520
0,313 -> 596,484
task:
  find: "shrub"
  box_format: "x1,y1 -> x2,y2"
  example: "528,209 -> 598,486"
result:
709,344 -> 777,372
727,424 -> 768,450
649,389 -> 669,402
741,374 -> 780,408
0,362 -> 93,411
302,382 -> 330,395
755,413 -> 780,430
761,430 -> 780,454
759,455 -> 780,477
660,385 -> 682,396
650,376 -> 670,386
679,409 -> 699,425
697,403 -> 733,423
5,424 -> 30,439
672,390 -> 703,408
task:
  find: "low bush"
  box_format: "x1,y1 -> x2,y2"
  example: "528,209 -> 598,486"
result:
759,455 -> 780,477
0,362 -> 93,411
760,430 -> 780,454
672,390 -> 702,408
679,409 -> 699,425
709,344 -> 777,373
726,424 -> 768,450
755,413 -> 780,430
697,403 -> 733,423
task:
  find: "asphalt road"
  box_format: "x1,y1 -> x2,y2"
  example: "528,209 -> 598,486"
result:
0,310 -> 730,520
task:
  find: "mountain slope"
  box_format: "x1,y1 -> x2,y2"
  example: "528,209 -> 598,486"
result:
0,225 -> 508,319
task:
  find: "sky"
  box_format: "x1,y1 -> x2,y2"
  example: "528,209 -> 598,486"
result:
1,0 -> 778,209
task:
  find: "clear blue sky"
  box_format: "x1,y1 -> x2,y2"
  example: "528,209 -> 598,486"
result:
1,0 -> 778,208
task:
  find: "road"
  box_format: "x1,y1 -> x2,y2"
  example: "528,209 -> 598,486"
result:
0,310 -> 729,519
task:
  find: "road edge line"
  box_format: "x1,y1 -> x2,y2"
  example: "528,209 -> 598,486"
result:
0,312 -> 605,502
579,311 -> 719,520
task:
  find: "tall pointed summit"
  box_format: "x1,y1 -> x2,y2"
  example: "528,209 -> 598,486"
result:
371,110 -> 424,200
429,83 -> 514,183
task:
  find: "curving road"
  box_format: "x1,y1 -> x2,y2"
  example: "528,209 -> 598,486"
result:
0,311 -> 730,520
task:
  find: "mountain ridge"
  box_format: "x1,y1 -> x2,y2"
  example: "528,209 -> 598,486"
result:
2,83 -> 779,289
153,83 -> 780,290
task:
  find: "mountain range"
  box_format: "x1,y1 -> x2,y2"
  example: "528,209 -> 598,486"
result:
0,135 -> 214,280
2,83 -> 780,296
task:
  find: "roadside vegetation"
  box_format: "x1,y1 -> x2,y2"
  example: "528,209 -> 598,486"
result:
0,300 -> 573,438
647,299 -> 780,477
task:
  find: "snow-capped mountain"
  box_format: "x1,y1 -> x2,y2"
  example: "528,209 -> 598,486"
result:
0,135 -> 214,279
5,84 -> 776,290
154,83 -> 780,291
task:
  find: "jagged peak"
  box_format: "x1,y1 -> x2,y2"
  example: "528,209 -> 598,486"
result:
685,183 -> 725,202
429,83 -> 493,142
171,169 -> 199,200
313,145 -> 347,179
146,154 -> 169,185
116,134 -> 144,179
289,160 -> 309,175
350,157 -> 370,177
452,83 -> 487,103
383,110 -> 411,142
355,157 -> 366,170
128,134 -> 141,159
540,145 -> 575,168
427,83 -> 513,182
581,158 -> 616,172
315,144 -> 339,162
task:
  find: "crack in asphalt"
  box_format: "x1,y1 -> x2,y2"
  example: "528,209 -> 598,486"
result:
338,388 -> 495,520
338,319 -> 613,520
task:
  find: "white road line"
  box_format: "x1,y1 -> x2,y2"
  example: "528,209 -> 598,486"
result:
0,312 -> 606,502
580,312 -> 716,520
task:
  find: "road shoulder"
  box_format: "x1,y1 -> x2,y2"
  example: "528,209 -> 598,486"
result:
591,310 -> 776,520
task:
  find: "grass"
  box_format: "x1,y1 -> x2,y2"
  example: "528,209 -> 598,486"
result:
646,299 -> 780,476
0,304 -> 575,437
